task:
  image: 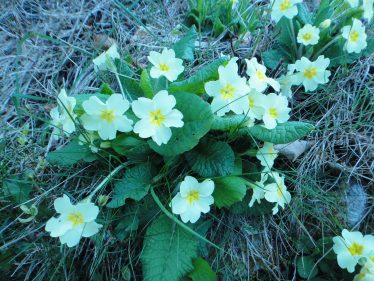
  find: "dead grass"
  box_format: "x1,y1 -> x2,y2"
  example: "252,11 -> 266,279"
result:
0,0 -> 373,280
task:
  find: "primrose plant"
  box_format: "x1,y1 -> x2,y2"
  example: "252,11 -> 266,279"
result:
45,0 -> 372,278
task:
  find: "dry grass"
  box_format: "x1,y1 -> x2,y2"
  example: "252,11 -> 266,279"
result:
0,0 -> 373,280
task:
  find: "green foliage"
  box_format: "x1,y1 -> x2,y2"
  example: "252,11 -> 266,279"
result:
296,3 -> 312,24
211,114 -> 249,131
172,26 -> 198,61
46,139 -> 97,166
141,215 -> 198,281
185,138 -> 235,177
169,57 -> 228,95
189,258 -> 216,281
262,49 -> 284,70
107,163 -> 155,208
296,256 -> 318,279
111,135 -> 146,156
114,215 -> 139,241
212,176 -> 247,208
149,92 -> 213,156
247,121 -> 314,144
140,69 -> 154,98
3,178 -> 32,204
230,192 -> 273,216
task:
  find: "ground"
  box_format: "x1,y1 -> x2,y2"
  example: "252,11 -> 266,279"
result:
0,0 -> 373,280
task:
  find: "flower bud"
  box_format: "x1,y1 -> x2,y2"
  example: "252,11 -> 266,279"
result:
319,19 -> 331,29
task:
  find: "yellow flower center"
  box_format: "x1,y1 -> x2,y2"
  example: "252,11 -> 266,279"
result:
249,97 -> 255,108
277,186 -> 284,197
150,109 -> 166,127
268,107 -> 279,118
348,242 -> 364,256
256,70 -> 266,81
303,67 -> 317,79
220,84 -> 235,100
186,190 -> 200,204
159,63 -> 170,71
279,0 -> 291,11
302,33 -> 312,41
371,257 -> 374,262
100,109 -> 115,122
357,273 -> 366,280
349,31 -> 359,43
67,212 -> 84,226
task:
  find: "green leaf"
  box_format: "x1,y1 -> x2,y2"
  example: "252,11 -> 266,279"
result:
111,135 -> 147,156
212,176 -> 247,208
262,49 -> 284,70
185,138 -> 235,177
172,26 -> 197,61
296,256 -> 318,279
114,215 -> 139,240
107,164 -> 154,208
100,83 -> 114,95
168,58 -> 228,95
247,122 -> 314,144
313,0 -> 332,25
141,215 -> 198,281
211,114 -> 249,131
149,92 -> 213,156
140,69 -> 154,98
46,140 -> 97,166
3,179 -> 32,204
296,3 -> 312,24
189,258 -> 216,281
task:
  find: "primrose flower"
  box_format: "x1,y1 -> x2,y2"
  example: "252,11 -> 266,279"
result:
148,48 -> 184,82
45,195 -> 102,247
81,94 -> 133,140
93,44 -> 120,72
319,19 -> 331,29
297,24 -> 320,46
170,176 -> 214,223
256,142 -> 279,168
277,74 -> 298,98
264,172 -> 291,215
248,171 -> 269,207
271,0 -> 302,23
293,56 -> 331,92
342,19 -> 368,54
363,0 -> 373,21
205,57 -> 250,116
247,90 -> 266,120
333,229 -> 373,273
261,93 -> 291,129
50,89 -> 76,139
354,260 -> 374,281
246,58 -> 280,92
132,90 -> 184,145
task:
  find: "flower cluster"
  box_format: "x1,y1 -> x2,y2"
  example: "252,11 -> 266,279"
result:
205,57 -> 291,130
333,229 -> 374,279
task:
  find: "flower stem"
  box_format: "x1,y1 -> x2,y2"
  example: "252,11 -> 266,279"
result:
312,35 -> 341,60
288,19 -> 298,59
150,187 -> 223,252
115,71 -> 132,101
87,163 -> 129,201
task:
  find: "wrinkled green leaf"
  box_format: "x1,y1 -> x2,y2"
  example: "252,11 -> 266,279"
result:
189,258 -> 216,281
114,215 -> 139,240
149,92 -> 213,156
262,49 -> 284,70
212,176 -> 247,208
168,58 -> 228,95
211,114 -> 249,131
297,256 -> 318,279
247,122 -> 314,144
186,138 -> 235,177
297,3 -> 312,24
111,135 -> 146,156
3,179 -> 32,204
107,164 -> 154,208
172,26 -> 197,61
141,215 -> 198,281
46,140 -> 97,166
